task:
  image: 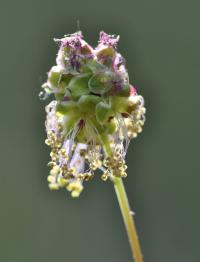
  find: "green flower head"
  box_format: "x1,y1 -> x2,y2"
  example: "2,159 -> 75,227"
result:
41,31 -> 146,197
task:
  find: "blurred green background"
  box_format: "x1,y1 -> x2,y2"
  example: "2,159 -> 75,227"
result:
0,0 -> 199,261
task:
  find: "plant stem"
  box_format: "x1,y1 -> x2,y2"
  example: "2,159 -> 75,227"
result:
100,134 -> 143,261
113,176 -> 143,262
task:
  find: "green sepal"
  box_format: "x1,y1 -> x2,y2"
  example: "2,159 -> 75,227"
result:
59,74 -> 73,89
106,119 -> 117,134
78,95 -> 101,114
96,46 -> 115,59
88,74 -> 112,95
55,89 -> 71,102
86,60 -> 106,73
64,115 -> 80,135
111,96 -> 129,113
96,46 -> 116,67
68,73 -> 91,100
55,92 -> 65,101
75,129 -> 87,143
49,70 -> 61,87
95,102 -> 113,124
56,101 -> 78,114
87,116 -> 104,135
117,83 -> 131,97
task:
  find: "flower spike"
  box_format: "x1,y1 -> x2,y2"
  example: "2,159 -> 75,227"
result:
41,31 -> 146,198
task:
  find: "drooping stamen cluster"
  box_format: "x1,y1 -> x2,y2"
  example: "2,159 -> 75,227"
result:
41,31 -> 146,197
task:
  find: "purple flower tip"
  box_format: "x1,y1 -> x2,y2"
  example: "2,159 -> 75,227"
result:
99,31 -> 120,48
113,79 -> 123,91
54,31 -> 83,49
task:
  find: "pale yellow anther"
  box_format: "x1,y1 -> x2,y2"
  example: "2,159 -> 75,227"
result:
71,190 -> 81,198
50,151 -> 57,161
67,167 -> 76,175
118,166 -> 125,172
47,161 -> 56,167
67,181 -> 83,197
66,183 -> 73,192
124,165 -> 128,170
115,145 -> 122,152
47,131 -> 52,136
101,173 -> 108,181
115,152 -> 121,158
84,172 -> 94,181
117,160 -> 123,166
103,159 -> 112,168
47,175 -> 55,183
45,139 -> 51,146
141,107 -> 146,114
78,174 -> 85,180
121,172 -> 127,178
57,177 -> 68,187
60,148 -> 66,155
90,159 -> 102,170
50,165 -> 60,176
57,142 -> 62,148
49,183 -> 59,190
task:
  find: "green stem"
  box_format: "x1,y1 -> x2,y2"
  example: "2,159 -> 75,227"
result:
100,134 -> 143,262
113,176 -> 143,262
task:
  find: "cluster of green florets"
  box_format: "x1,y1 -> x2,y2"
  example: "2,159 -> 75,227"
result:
41,31 -> 146,197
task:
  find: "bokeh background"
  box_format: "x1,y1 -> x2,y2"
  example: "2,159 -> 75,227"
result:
0,0 -> 199,261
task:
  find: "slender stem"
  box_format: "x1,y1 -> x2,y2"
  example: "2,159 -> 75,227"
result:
113,176 -> 143,262
100,134 -> 143,261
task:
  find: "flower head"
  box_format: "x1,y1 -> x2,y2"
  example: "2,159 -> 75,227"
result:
41,31 -> 146,197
